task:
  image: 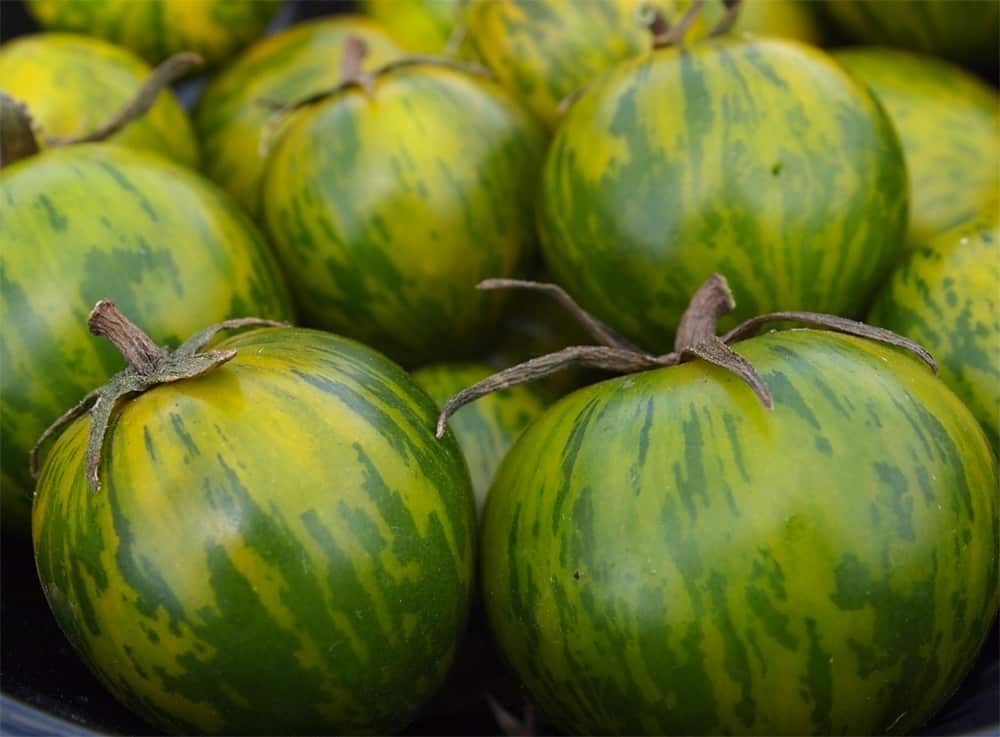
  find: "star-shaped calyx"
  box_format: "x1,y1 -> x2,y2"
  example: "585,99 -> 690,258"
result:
31,300 -> 286,491
435,274 -> 936,438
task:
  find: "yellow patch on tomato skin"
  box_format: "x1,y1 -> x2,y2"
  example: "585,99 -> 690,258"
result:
0,32 -> 199,168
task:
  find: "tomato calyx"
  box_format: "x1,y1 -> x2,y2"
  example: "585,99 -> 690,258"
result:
257,36 -> 491,157
0,52 -> 202,169
30,301 -> 286,492
434,273 -> 937,438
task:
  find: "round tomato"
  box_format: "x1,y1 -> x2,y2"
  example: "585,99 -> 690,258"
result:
33,316 -> 475,734
481,328 -> 998,734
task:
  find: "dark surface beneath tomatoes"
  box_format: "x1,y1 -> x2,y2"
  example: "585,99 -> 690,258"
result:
2,529 -> 997,736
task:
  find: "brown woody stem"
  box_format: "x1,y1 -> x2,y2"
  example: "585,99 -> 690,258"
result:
434,273 -> 940,438
673,273 -> 735,351
339,35 -> 371,91
0,92 -> 41,168
32,301 -> 287,491
89,301 -> 164,375
46,52 -> 203,146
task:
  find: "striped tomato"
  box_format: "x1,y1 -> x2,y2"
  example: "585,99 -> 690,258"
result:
480,328 -> 998,734
194,16 -> 405,217
25,0 -> 283,68
32,308 -> 475,734
0,33 -> 199,169
0,143 -> 293,535
261,58 -> 545,366
413,363 -> 547,514
834,48 -> 999,249
539,37 -> 908,352
868,214 -> 1000,452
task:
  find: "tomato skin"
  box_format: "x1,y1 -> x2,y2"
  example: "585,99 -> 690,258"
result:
262,64 -> 545,366
539,37 -> 907,352
33,326 -> 476,735
482,329 -> 998,735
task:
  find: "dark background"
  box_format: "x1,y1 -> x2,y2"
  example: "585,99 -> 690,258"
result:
1,1 -> 998,735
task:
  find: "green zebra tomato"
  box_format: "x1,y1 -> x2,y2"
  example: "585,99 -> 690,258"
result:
481,329 -> 999,735
261,61 -> 545,366
538,36 -> 908,352
32,323 -> 476,735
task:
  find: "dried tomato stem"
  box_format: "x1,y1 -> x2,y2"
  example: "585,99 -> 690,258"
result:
29,389 -> 100,479
720,310 -> 938,373
681,336 -> 773,408
338,35 -> 375,99
0,92 -> 41,168
88,301 -> 164,375
435,273 -> 939,438
32,301 -> 287,491
340,35 -> 368,84
673,273 -> 735,351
